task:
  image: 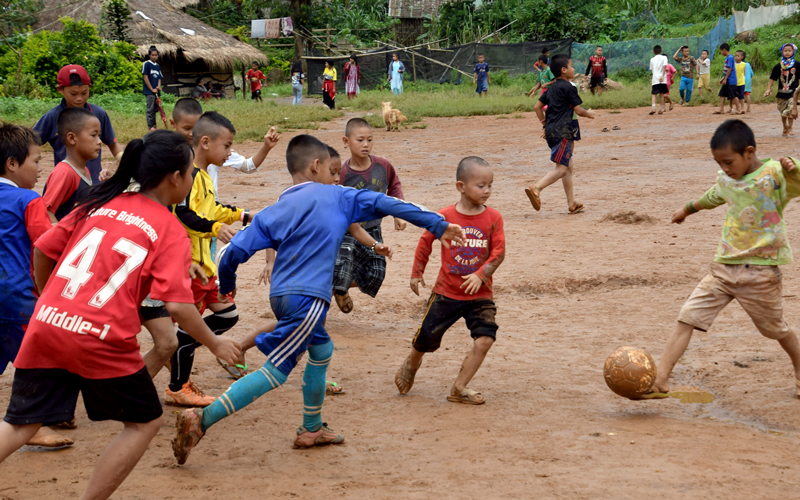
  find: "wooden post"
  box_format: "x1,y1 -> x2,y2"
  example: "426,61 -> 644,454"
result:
326,24 -> 331,53
412,52 -> 417,82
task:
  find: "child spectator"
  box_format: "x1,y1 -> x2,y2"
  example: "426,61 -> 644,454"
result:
0,124 -> 72,448
142,46 -> 163,131
388,53 -> 405,95
395,156 -> 505,405
649,45 -> 669,115
744,52 -> 754,113
0,130 -> 240,498
665,62 -> 677,111
764,43 -> 799,137
473,54 -> 490,97
291,60 -> 305,105
528,55 -> 555,98
542,47 -> 550,65
332,118 -> 405,314
323,59 -> 337,109
585,46 -> 607,96
167,112 -> 254,406
192,78 -> 212,100
696,49 -> 712,97
33,64 -> 122,183
716,43 -> 741,115
246,61 -> 265,103
343,55 -> 360,100
734,50 -> 747,114
525,54 -> 595,214
171,134 -> 465,463
41,107 -> 100,222
647,120 -> 800,401
673,45 -> 697,104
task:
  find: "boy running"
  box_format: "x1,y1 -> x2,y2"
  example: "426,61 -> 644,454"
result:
332,118 -> 405,314
33,65 -> 123,183
673,45 -> 697,105
648,120 -> 800,400
246,61 -> 265,103
716,43 -> 741,115
395,156 -> 505,405
649,45 -> 669,115
473,54 -> 490,97
171,134 -> 465,463
529,55 -> 555,98
585,46 -> 607,96
764,43 -> 799,137
525,54 -> 595,214
697,50 -> 712,97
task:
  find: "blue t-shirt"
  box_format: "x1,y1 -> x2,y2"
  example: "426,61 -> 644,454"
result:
217,183 -> 448,302
744,62 -> 754,92
474,62 -> 489,84
32,99 -> 117,183
142,61 -> 163,95
725,54 -> 737,85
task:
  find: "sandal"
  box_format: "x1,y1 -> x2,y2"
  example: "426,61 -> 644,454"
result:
568,203 -> 585,214
712,111 -> 724,115
395,360 -> 419,395
334,292 -> 353,314
601,127 -> 610,132
446,387 -> 485,405
612,126 -> 621,130
217,357 -> 247,379
524,187 -> 541,211
649,109 -> 656,115
326,380 -> 345,395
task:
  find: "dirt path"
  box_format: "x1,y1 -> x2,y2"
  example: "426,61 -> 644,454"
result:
2,103 -> 800,499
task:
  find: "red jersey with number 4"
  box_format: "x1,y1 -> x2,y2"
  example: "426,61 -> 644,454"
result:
411,204 -> 505,301
246,69 -> 265,92
14,193 -> 194,379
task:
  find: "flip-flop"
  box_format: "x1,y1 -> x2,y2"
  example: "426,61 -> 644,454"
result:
712,111 -> 724,114
601,127 -> 610,132
446,387 -> 485,405
636,392 -> 670,400
326,380 -> 345,395
649,110 -> 656,115
524,187 -> 541,211
612,126 -> 621,130
334,292 -> 353,314
568,203 -> 585,214
217,357 -> 247,379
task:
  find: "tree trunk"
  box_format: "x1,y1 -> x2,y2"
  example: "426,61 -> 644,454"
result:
292,0 -> 310,72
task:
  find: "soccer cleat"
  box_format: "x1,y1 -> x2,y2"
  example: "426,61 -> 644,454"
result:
293,423 -> 345,448
165,380 -> 215,407
172,408 -> 205,465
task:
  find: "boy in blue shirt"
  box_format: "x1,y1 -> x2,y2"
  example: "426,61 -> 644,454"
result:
473,54 -> 490,97
0,123 -> 72,448
716,44 -> 741,115
171,135 -> 465,463
142,46 -> 164,131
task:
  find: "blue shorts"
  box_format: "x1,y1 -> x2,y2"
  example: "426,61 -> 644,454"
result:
476,80 -> 488,93
0,323 -> 26,375
256,295 -> 330,376
546,137 -> 573,167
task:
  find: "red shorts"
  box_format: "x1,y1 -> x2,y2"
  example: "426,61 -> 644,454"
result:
191,276 -> 232,313
745,91 -> 751,96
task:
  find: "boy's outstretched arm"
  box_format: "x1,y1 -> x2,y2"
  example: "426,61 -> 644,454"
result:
779,157 -> 800,200
217,213 -> 276,296
349,222 -> 392,259
672,184 -> 725,224
250,127 -> 280,169
534,100 -> 545,123
574,105 -> 595,119
166,302 -> 240,366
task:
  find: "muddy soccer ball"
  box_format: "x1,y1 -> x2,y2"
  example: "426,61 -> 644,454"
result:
603,346 -> 657,399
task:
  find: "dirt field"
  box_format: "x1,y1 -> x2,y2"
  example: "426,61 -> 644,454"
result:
2,102 -> 800,499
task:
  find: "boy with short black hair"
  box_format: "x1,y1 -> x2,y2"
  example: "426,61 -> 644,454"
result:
585,46 -> 607,96
764,43 -> 799,137
529,55 -> 555,97
525,54 -> 595,214
33,64 -> 123,183
171,134 -> 465,463
42,107 -> 101,222
473,54 -> 490,97
673,45 -> 697,105
0,123 -> 72,448
649,119 -> 800,400
716,43 -> 741,115
332,117 -> 406,314
246,61 -> 265,102
697,49 -> 712,97
395,156 -> 505,405
649,45 -> 669,115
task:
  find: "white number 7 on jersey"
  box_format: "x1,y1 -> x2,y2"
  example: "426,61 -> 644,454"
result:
56,227 -> 148,307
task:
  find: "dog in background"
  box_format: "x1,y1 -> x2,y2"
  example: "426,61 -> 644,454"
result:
382,101 -> 407,131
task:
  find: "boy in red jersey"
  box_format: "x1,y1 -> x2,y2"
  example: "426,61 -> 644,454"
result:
246,61 -> 265,102
395,156 -> 505,405
585,46 -> 607,96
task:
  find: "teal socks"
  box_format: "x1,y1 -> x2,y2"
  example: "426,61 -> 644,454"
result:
302,341 -> 334,432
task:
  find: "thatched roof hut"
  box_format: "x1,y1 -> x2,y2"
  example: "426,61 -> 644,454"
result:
34,0 -> 267,95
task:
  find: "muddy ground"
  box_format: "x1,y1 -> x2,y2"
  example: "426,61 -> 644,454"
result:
2,102 -> 799,499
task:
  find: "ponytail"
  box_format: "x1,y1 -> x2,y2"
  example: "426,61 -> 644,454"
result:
72,130 -> 193,220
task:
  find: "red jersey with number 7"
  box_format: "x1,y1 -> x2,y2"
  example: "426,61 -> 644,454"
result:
14,193 -> 194,379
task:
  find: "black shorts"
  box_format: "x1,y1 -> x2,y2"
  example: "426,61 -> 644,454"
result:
3,367 -> 162,426
651,83 -> 669,95
719,84 -> 738,99
139,305 -> 170,321
251,89 -> 261,99
736,86 -> 745,100
412,293 -> 498,353
590,76 -> 605,88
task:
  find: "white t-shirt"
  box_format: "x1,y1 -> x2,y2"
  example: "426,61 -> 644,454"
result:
650,54 -> 668,85
697,58 -> 711,75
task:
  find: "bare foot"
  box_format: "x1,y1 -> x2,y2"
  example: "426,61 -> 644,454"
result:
652,380 -> 670,394
26,427 -> 74,448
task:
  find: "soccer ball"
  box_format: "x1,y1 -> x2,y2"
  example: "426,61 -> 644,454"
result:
603,346 -> 657,399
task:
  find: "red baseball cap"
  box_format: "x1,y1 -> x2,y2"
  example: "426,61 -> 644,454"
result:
57,65 -> 92,87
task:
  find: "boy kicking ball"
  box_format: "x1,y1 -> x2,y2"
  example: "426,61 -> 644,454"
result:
648,120 -> 800,399
396,157 -> 505,404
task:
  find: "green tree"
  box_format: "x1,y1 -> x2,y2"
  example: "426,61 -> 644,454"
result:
102,0 -> 132,42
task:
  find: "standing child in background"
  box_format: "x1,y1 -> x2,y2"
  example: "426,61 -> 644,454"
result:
343,55 -> 361,100
528,55 -> 555,98
585,46 -> 607,96
474,54 -> 490,97
41,107 -> 100,223
291,60 -> 306,105
744,52 -> 754,113
716,43 -> 741,115
647,120 -> 800,401
0,124 -> 72,448
764,43 -> 799,137
323,59 -> 337,109
732,51 -> 747,114
33,64 -> 123,183
649,45 -> 669,115
542,47 -> 550,65
332,118 -> 405,314
696,50 -> 712,98
0,130 -> 240,499
142,46 -> 163,131
673,45 -> 697,105
389,53 -> 405,95
245,61 -> 265,103
525,54 -> 595,214
665,62 -> 677,111
396,157 -> 505,405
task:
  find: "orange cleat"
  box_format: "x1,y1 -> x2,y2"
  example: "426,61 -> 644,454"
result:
165,380 -> 215,407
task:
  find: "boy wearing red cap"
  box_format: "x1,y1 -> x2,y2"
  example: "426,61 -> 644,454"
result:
33,65 -> 123,183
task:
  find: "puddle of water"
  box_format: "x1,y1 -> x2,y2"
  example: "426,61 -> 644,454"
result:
669,391 -> 715,404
